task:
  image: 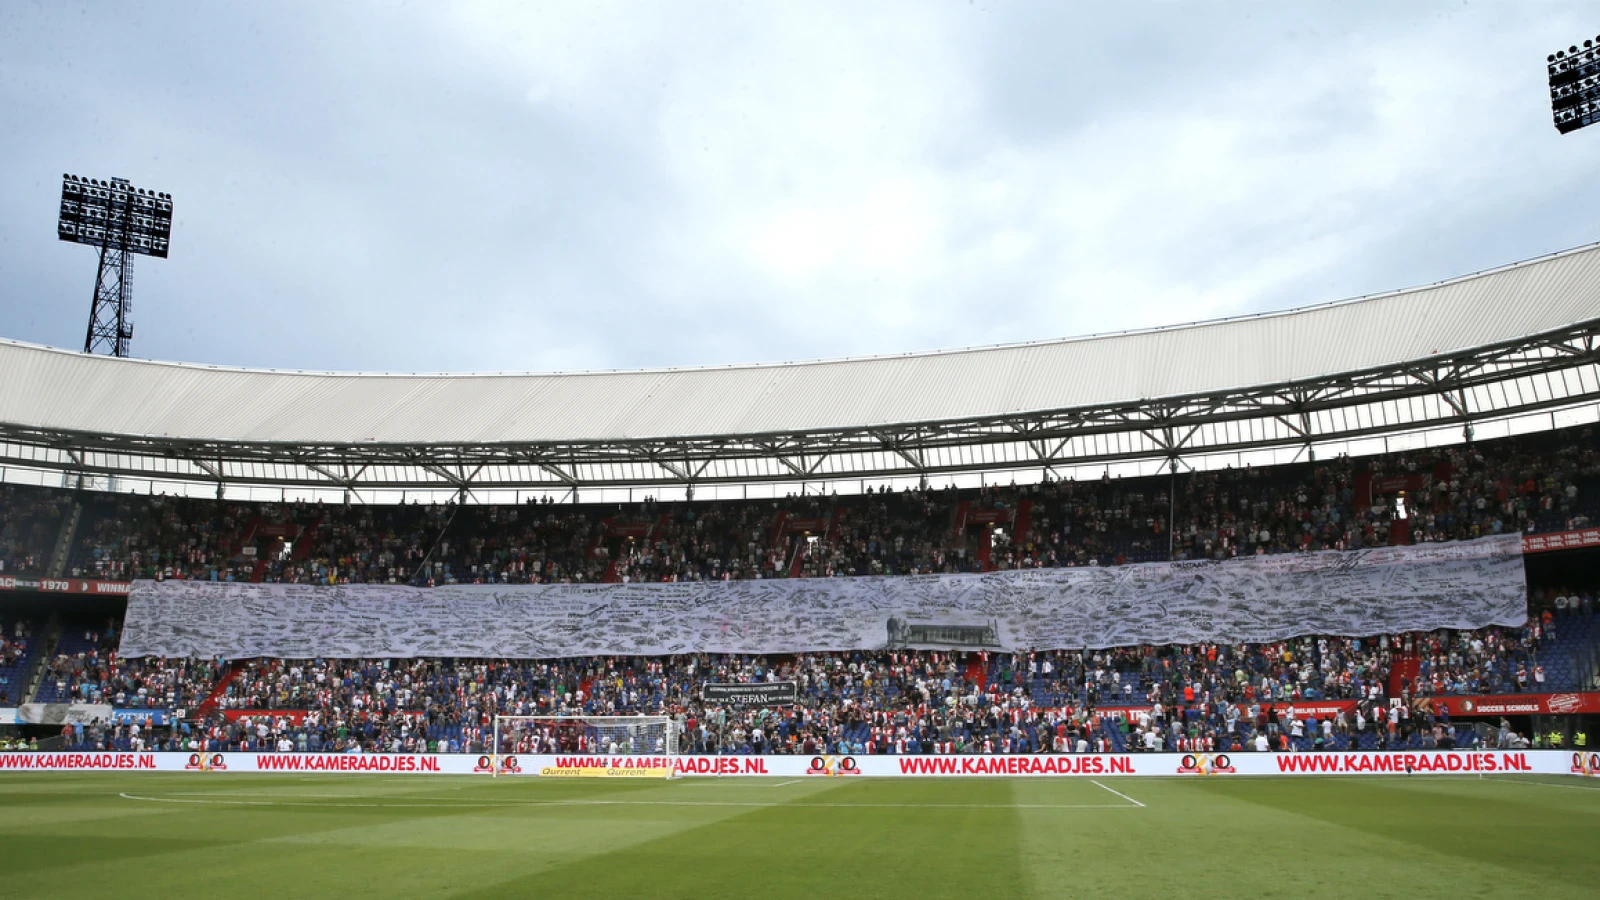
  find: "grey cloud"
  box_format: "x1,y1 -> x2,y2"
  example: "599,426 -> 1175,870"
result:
1,1 -> 1597,377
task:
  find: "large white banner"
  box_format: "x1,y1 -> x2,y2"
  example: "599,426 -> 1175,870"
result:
0,750 -> 1585,778
120,535 -> 1525,659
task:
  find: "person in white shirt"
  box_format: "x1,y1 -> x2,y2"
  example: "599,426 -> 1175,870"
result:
1254,733 -> 1270,752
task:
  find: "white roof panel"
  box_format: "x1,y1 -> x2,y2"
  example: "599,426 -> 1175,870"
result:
4,243 -> 1600,445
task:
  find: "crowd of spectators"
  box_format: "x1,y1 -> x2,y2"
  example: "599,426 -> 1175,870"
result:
0,484 -> 71,575
41,648 -> 224,709
0,620 -> 33,705
0,621 -> 30,670
19,426 -> 1592,590
35,602 -> 1583,755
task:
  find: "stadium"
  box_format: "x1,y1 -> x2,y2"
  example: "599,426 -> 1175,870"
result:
4,7 -> 1600,900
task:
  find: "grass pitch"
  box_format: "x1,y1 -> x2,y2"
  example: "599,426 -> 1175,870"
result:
0,773 -> 1595,899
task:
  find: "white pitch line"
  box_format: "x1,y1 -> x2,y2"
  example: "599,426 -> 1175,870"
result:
773,780 -> 802,787
1089,780 -> 1146,808
170,788 -> 497,796
118,792 -> 1135,811
1481,775 -> 1600,793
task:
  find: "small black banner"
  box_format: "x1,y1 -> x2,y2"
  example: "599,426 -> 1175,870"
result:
700,682 -> 798,706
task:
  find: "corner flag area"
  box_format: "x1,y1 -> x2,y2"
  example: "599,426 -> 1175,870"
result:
1,773 -> 1595,898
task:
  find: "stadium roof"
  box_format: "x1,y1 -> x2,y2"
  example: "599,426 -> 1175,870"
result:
4,242 -> 1600,496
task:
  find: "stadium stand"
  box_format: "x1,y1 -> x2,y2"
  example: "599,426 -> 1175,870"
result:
30,426 -> 1600,587
0,485 -> 70,577
0,424 -> 1592,757
0,617 -> 36,707
24,597 -> 1594,756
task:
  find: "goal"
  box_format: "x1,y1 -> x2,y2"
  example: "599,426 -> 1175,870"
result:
491,715 -> 678,777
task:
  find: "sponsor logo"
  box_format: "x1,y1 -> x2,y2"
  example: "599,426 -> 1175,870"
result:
0,753 -> 155,770
1176,753 -> 1235,775
1444,692 -> 1600,715
1274,751 -> 1530,774
538,766 -> 672,778
472,755 -> 521,774
1476,703 -> 1543,714
184,753 -> 227,772
252,754 -> 441,772
551,756 -> 671,769
893,755 -> 1132,775
1547,694 -> 1583,714
1573,752 -> 1600,777
672,756 -> 768,775
805,755 -> 859,776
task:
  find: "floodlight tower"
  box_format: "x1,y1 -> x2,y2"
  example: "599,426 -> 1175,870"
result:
56,174 -> 174,357
1548,35 -> 1600,134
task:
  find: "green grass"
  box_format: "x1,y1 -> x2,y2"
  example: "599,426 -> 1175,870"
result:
0,773 -> 1596,899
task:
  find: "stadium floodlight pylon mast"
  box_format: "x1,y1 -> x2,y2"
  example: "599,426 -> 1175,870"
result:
491,715 -> 678,777
57,174 -> 174,357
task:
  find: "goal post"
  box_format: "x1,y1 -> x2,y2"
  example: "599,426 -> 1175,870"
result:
491,714 -> 678,777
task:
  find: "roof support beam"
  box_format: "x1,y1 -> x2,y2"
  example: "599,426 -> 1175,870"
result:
188,456 -> 223,481
537,463 -> 578,486
300,460 -> 367,488
656,459 -> 692,481
4,324 -> 1600,493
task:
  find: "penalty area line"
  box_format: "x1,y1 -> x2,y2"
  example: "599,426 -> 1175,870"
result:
1090,780 -> 1146,808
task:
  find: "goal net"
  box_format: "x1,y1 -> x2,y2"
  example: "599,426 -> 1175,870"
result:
491,715 -> 677,777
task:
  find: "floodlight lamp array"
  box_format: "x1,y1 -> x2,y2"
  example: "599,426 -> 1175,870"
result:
1548,37 -> 1600,134
57,174 -> 174,258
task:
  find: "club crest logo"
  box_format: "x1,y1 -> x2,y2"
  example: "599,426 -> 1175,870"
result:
1177,753 -> 1234,775
184,753 -> 227,772
1572,752 -> 1599,777
805,755 -> 859,776
474,755 -> 520,774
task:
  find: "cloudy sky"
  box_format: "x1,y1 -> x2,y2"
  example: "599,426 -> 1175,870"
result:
0,1 -> 1596,375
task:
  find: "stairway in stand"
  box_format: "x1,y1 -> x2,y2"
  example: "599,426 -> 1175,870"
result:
1389,651 -> 1420,697
965,656 -> 988,691
976,529 -> 994,571
193,661 -> 246,721
788,540 -> 808,578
